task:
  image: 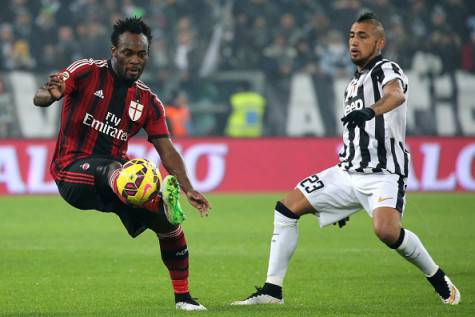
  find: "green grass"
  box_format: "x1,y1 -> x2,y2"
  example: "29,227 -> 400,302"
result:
0,193 -> 474,316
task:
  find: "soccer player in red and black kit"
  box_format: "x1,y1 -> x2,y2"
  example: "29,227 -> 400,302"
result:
33,17 -> 210,311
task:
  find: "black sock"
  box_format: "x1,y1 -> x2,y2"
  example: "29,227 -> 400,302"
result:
427,268 -> 450,299
175,292 -> 192,303
262,282 -> 283,299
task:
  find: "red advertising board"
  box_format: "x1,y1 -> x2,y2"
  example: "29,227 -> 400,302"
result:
0,137 -> 474,194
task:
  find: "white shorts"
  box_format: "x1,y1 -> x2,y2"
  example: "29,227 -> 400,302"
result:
296,165 -> 407,227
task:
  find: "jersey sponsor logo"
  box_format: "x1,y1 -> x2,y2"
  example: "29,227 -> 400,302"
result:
94,89 -> 104,99
344,98 -> 364,116
129,101 -> 144,121
82,112 -> 128,141
377,197 -> 393,203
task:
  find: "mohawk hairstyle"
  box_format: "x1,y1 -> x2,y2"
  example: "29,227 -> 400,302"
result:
356,12 -> 381,23
111,17 -> 152,47
356,12 -> 385,36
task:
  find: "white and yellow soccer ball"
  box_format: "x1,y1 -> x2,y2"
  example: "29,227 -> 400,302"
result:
116,158 -> 162,206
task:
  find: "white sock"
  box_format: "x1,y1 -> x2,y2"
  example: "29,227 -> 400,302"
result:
266,210 -> 299,287
396,229 -> 439,276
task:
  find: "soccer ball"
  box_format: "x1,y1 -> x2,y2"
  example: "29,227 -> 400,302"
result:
115,158 -> 162,206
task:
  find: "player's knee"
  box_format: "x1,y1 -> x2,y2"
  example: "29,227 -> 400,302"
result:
275,201 -> 300,219
108,161 -> 122,172
155,224 -> 182,237
373,222 -> 400,246
95,161 -> 122,189
279,189 -> 314,216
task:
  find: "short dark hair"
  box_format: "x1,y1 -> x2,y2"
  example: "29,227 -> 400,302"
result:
111,17 -> 152,47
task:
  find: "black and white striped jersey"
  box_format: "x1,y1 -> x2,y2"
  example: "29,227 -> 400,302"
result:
339,55 -> 410,176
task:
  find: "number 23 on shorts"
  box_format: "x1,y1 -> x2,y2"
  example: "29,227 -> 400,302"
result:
300,174 -> 324,194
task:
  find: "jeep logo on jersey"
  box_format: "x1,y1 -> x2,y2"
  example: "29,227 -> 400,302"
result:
129,101 -> 143,121
344,98 -> 364,116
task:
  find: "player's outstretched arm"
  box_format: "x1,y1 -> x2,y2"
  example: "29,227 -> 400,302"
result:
33,73 -> 65,107
341,79 -> 405,127
152,138 -> 211,216
370,79 -> 405,116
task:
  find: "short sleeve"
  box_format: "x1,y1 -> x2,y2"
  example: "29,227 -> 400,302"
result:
144,94 -> 170,141
61,59 -> 94,96
380,62 -> 407,91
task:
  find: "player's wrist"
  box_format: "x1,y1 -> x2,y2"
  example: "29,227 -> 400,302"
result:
364,107 -> 375,119
177,179 -> 194,195
184,187 -> 196,196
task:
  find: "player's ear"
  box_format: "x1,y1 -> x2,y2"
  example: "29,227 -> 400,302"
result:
378,37 -> 385,51
111,46 -> 117,57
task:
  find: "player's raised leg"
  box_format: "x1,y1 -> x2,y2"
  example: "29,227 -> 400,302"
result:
232,188 -> 314,305
373,207 -> 461,305
95,160 -> 139,207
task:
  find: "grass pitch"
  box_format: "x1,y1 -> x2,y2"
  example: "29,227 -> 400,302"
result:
1,193 -> 474,316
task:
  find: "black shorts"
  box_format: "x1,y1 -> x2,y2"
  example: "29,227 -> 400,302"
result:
56,156 -> 176,238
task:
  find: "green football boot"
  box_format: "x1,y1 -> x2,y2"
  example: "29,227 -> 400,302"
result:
162,175 -> 186,225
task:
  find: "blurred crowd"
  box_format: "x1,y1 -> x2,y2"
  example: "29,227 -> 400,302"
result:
1,0 -> 474,136
1,0 -> 474,72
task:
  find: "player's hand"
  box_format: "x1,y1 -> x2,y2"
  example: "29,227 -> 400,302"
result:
333,217 -> 350,228
186,190 -> 211,217
341,108 -> 375,128
46,72 -> 65,100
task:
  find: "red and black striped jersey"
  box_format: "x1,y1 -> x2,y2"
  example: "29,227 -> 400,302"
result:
51,58 -> 169,181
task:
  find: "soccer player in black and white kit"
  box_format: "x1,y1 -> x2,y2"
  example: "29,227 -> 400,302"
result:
233,12 -> 460,306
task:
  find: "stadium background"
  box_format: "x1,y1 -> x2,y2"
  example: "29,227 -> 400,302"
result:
0,0 -> 474,194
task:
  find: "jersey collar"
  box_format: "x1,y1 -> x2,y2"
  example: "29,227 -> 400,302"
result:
354,55 -> 383,78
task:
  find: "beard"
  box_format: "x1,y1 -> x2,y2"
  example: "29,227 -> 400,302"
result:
351,47 -> 380,68
351,55 -> 368,67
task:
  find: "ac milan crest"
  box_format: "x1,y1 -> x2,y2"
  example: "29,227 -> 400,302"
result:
80,163 -> 90,171
129,101 -> 144,121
